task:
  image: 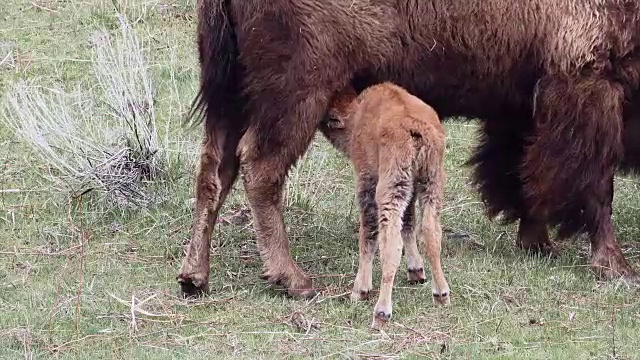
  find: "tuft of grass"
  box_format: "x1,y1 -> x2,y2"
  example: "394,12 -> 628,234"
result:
2,14 -> 164,208
91,15 -> 160,169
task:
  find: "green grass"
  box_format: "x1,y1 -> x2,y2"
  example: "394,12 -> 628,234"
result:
2,1 -> 640,358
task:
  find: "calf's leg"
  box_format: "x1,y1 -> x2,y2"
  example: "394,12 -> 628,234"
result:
351,173 -> 379,301
417,170 -> 450,306
401,193 -> 427,283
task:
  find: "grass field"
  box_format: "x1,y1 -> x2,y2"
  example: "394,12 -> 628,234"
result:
2,1 -> 640,359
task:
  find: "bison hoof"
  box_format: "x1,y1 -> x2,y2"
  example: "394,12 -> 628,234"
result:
517,240 -> 559,258
591,254 -> 640,287
288,288 -> 317,299
516,228 -> 559,258
622,275 -> 640,287
407,267 -> 427,284
259,272 -> 283,286
261,271 -> 316,299
597,270 -> 640,287
177,276 -> 209,299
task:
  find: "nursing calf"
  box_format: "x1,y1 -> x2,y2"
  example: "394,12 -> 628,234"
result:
319,82 -> 450,329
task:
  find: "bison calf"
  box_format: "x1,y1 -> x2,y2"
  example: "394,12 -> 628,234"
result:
319,82 -> 450,329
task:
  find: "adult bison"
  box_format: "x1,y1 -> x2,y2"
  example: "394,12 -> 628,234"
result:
178,0 -> 640,297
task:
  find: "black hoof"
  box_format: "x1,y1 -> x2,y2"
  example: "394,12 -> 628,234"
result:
376,311 -> 391,321
177,277 -> 208,298
288,288 -> 317,299
433,291 -> 449,298
408,277 -> 426,285
407,268 -> 427,284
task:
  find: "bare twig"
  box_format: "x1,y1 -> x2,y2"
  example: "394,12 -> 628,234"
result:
130,295 -> 137,336
108,292 -> 172,318
0,245 -> 81,257
30,2 -> 59,13
74,197 -> 86,333
0,189 -> 21,193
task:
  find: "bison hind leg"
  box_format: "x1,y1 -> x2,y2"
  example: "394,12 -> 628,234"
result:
237,85 -> 338,299
178,123 -> 243,298
351,173 -> 379,302
416,174 -> 450,306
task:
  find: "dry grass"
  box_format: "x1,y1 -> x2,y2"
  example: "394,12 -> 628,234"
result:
2,14 -> 163,207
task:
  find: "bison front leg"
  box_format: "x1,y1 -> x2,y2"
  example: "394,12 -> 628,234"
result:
522,74 -> 639,284
468,117 -> 558,255
178,129 -> 241,297
468,116 -> 557,256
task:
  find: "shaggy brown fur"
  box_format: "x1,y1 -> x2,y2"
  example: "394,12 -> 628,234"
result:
178,0 -> 640,298
319,82 -> 450,329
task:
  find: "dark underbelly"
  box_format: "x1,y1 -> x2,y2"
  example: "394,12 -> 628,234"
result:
353,45 -> 539,121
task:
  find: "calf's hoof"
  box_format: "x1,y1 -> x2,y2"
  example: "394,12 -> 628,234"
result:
350,289 -> 371,302
432,290 -> 450,306
351,276 -> 373,302
371,312 -> 391,330
371,303 -> 392,330
407,267 -> 427,284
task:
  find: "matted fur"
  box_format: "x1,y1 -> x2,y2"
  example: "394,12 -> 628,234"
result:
319,82 -> 450,329
178,0 -> 640,298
